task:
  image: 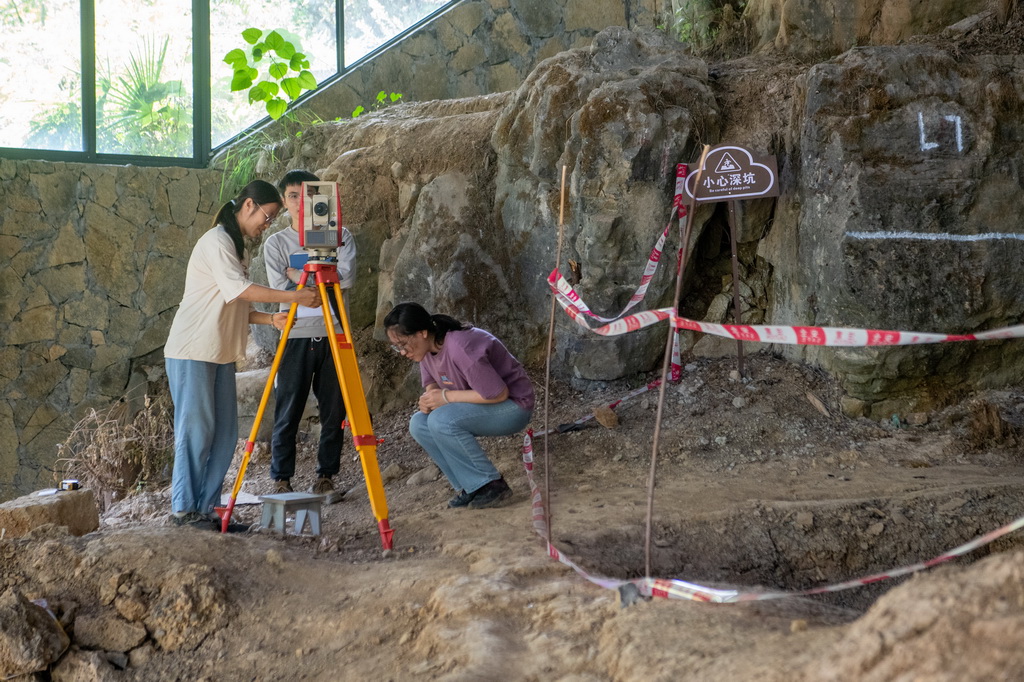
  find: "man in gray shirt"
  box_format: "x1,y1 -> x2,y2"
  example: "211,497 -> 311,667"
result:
263,170 -> 355,500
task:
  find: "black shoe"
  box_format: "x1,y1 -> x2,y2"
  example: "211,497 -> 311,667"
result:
468,478 -> 513,509
448,489 -> 476,508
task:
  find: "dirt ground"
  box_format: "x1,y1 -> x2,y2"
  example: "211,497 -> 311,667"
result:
4,349 -> 1024,680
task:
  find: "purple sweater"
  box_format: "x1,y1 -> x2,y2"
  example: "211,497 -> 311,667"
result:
419,327 -> 535,411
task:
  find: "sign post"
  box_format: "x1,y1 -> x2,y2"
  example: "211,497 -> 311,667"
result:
684,145 -> 779,376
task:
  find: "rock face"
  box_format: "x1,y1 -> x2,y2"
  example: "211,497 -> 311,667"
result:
492,27 -> 718,379
761,44 -> 1024,417
264,19 -> 1024,413
743,0 -> 1013,58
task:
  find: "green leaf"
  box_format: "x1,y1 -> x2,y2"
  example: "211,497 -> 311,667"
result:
252,46 -> 264,61
242,28 -> 262,45
230,72 -> 253,91
297,70 -> 317,90
262,80 -> 280,97
248,82 -> 270,102
223,48 -> 247,67
266,98 -> 287,120
289,53 -> 306,70
275,41 -> 296,60
376,90 -> 386,103
269,62 -> 288,80
264,30 -> 285,51
280,77 -> 301,100
351,105 -> 365,118
389,92 -> 403,102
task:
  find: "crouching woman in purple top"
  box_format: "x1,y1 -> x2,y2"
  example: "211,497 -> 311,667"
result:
384,302 -> 534,509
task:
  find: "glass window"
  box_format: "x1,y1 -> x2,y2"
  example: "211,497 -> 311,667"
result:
0,0 -> 83,151
95,0 -> 194,157
210,0 -> 338,148
344,0 -> 448,66
0,0 -> 458,163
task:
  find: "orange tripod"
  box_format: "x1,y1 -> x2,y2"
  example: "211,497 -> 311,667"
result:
218,251 -> 394,550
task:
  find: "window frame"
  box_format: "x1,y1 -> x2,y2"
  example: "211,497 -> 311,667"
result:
0,0 -> 457,168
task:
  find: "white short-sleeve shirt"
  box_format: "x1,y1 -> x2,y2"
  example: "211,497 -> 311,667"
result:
164,226 -> 253,364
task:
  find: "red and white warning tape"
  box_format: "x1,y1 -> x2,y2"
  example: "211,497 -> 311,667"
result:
550,270 -> 1024,346
522,428 -> 1024,602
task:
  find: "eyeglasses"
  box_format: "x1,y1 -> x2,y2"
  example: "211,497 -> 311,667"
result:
256,203 -> 275,224
389,338 -> 413,354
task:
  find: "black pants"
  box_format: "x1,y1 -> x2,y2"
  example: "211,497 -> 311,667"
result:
270,337 -> 346,480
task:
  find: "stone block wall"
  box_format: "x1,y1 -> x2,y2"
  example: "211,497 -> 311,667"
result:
272,0 -> 660,126
0,159 -> 225,501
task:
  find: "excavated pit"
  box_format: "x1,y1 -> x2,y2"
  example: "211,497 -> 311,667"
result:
561,484 -> 1024,613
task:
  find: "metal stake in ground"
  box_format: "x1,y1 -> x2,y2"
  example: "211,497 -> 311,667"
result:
727,201 -> 745,377
644,145 -> 710,578
542,164 -> 569,542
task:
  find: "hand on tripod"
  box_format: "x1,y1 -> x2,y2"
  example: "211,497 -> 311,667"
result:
270,312 -> 290,331
294,286 -> 320,309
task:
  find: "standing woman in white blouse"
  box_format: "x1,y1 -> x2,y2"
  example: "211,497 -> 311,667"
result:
163,180 -> 319,528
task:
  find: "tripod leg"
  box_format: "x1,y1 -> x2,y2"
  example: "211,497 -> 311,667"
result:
317,280 -> 394,550
218,274 -> 305,532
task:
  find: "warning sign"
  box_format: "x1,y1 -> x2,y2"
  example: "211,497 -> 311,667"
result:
684,145 -> 779,203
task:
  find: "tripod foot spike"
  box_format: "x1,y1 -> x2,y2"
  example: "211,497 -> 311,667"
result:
378,519 -> 394,551
219,499 -> 237,533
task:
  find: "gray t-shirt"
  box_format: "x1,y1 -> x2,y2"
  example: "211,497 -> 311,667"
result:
263,225 -> 355,338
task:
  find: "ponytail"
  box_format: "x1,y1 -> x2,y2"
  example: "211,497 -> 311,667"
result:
211,202 -> 245,260
429,314 -> 468,344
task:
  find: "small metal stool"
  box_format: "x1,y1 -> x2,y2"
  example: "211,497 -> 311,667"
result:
259,492 -> 323,535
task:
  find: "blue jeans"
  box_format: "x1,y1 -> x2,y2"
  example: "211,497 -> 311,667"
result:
166,358 -> 238,514
409,400 -> 532,494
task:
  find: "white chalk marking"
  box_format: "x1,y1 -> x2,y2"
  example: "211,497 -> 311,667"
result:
847,230 -> 1024,242
918,112 -> 939,151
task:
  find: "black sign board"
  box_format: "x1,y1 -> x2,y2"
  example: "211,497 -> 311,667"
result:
684,145 -> 779,203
